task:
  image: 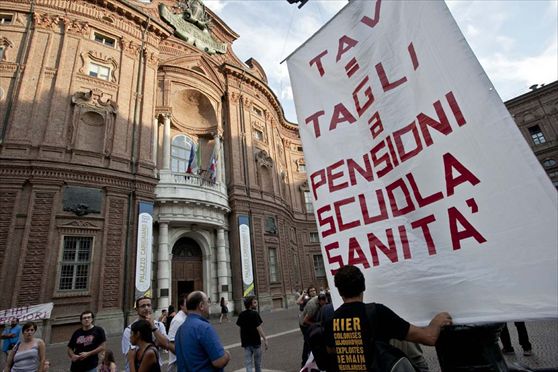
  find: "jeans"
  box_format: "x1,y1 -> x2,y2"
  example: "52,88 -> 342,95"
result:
243,345 -> 262,372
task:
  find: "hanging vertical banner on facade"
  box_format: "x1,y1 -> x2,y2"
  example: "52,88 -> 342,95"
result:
286,0 -> 558,325
238,215 -> 255,297
135,202 -> 154,299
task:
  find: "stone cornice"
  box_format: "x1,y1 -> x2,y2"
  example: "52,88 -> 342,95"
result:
0,163 -> 157,194
221,63 -> 299,131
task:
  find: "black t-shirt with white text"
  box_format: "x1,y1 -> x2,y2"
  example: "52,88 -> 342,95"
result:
236,309 -> 263,347
324,302 -> 410,371
67,326 -> 107,371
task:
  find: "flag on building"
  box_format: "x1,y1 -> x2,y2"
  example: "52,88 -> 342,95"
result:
186,143 -> 200,174
208,144 -> 218,183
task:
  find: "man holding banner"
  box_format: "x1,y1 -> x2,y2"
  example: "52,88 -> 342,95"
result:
286,0 -> 557,328
324,265 -> 451,371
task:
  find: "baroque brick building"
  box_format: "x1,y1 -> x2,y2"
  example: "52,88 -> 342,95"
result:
0,0 -> 324,342
505,80 -> 558,189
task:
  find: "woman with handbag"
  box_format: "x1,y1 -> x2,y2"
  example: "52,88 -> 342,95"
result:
3,322 -> 45,372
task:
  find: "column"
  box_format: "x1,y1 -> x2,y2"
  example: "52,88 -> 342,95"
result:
216,228 -> 229,301
162,114 -> 171,170
157,222 -> 170,310
152,117 -> 158,166
213,133 -> 221,183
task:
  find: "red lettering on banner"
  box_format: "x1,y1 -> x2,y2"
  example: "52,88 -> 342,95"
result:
310,169 -> 326,199
368,111 -> 384,139
370,141 -> 393,178
448,205 -> 486,250
317,205 -> 336,237
335,197 -> 361,231
353,76 -> 375,116
347,156 -> 374,185
406,173 -> 444,208
368,229 -> 398,266
328,160 -> 349,192
446,91 -> 466,127
348,237 -> 370,268
360,0 -> 382,28
330,103 -> 357,131
309,50 -> 328,77
385,178 -> 415,216
337,35 -> 359,62
325,241 -> 344,275
305,110 -> 325,138
408,42 -> 419,70
376,62 -> 408,92
417,100 -> 452,146
398,225 -> 412,259
359,191 -> 388,224
393,121 -> 423,162
443,153 -> 480,196
411,214 -> 437,255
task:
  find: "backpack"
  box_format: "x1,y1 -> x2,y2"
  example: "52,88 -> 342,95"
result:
308,303 -> 418,372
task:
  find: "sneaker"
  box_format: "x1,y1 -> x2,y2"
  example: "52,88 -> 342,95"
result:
502,347 -> 515,355
523,349 -> 533,356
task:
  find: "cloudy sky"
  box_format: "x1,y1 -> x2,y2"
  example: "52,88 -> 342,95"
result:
205,0 -> 558,123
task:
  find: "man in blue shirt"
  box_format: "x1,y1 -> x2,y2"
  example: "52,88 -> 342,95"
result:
1,319 -> 21,365
176,291 -> 230,371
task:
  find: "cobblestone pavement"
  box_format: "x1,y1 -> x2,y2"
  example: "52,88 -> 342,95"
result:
35,308 -> 558,372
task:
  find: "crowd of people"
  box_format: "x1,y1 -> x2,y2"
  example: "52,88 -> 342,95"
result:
0,267 -> 535,372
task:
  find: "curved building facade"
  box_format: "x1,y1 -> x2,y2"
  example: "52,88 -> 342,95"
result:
0,0 -> 324,342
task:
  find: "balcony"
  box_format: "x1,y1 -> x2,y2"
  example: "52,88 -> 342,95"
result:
155,170 -> 230,225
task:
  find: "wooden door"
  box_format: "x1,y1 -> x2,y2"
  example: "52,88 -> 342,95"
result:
171,237 -> 203,306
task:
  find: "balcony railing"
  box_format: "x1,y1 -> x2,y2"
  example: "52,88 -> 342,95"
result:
171,172 -> 221,190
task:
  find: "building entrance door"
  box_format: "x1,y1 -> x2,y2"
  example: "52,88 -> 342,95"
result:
172,237 -> 203,307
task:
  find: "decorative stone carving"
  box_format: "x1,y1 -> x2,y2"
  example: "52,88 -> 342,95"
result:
69,89 -> 118,156
159,2 -> 226,55
63,18 -> 90,36
255,150 -> 273,169
79,51 -> 119,83
33,13 -> 62,31
0,37 -> 14,62
121,38 -> 141,58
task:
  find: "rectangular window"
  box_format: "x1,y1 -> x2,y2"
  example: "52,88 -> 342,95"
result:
528,125 -> 546,145
88,62 -> 110,81
309,232 -> 320,243
59,236 -> 92,291
0,47 -> 4,61
313,255 -> 326,277
0,14 -> 13,24
304,191 -> 314,213
269,248 -> 278,282
298,163 -> 306,172
254,128 -> 264,142
253,106 -> 263,117
93,32 -> 116,48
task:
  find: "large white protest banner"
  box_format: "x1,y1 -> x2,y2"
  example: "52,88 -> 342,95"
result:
0,303 -> 54,324
286,0 -> 557,325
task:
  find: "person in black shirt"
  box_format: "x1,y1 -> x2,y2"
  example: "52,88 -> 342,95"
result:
325,265 -> 452,371
236,296 -> 268,372
67,311 -> 106,372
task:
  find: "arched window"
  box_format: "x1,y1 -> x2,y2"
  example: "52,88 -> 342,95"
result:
171,135 -> 194,173
542,158 -> 556,169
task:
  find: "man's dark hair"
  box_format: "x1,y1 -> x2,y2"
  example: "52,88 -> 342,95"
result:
80,310 -> 94,321
130,319 -> 153,343
334,265 -> 365,298
135,296 -> 151,309
186,291 -> 205,311
243,296 -> 256,309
